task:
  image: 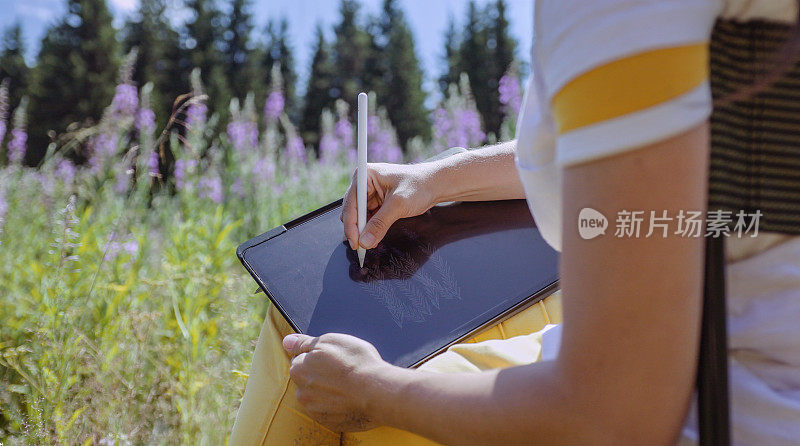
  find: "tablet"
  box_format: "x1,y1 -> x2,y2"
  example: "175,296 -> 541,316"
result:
237,199 -> 559,368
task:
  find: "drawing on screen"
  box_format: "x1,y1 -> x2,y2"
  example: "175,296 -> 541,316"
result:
356,229 -> 461,328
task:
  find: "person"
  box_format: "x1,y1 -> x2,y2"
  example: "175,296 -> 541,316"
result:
231,1 -> 800,444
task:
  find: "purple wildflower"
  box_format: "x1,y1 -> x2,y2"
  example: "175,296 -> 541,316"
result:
8,128 -> 27,164
285,136 -> 306,163
135,107 -> 156,132
198,175 -> 224,203
318,133 -> 339,164
498,74 -> 522,115
104,234 -> 139,262
0,189 -> 7,222
147,151 -> 159,177
334,118 -> 353,151
186,102 -> 208,128
174,159 -> 197,190
252,157 -> 275,179
264,91 -> 285,120
227,120 -> 259,152
0,80 -> 8,149
111,83 -> 139,118
56,159 -> 77,183
113,168 -> 130,194
87,132 -> 119,173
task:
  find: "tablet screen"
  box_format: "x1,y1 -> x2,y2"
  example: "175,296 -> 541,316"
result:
239,199 -> 559,367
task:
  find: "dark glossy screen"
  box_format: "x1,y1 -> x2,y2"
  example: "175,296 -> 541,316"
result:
241,199 -> 559,367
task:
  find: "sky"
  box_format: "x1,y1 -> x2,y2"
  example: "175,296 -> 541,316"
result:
0,0 -> 533,100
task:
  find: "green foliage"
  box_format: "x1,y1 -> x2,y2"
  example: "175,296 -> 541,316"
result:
262,18 -> 298,120
225,0 -> 261,103
444,0 -> 518,141
0,23 -> 29,112
300,25 -> 335,151
27,0 -> 120,165
332,0 -> 375,115
373,0 -> 431,149
185,0 -> 232,120
0,106 -> 361,445
123,0 -> 187,122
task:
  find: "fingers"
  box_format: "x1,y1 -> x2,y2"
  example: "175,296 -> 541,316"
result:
283,333 -> 316,356
360,195 -> 403,249
341,182 -> 359,250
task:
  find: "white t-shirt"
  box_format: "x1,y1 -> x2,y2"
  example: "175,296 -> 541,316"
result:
516,1 -> 800,443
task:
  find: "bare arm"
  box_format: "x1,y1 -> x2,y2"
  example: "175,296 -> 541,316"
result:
291,124 -> 709,445
429,140 -> 525,203
341,141 -> 524,250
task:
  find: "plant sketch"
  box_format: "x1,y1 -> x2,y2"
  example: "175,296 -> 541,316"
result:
357,232 -> 461,328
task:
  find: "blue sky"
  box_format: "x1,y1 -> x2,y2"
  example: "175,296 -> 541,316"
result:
0,0 -> 533,99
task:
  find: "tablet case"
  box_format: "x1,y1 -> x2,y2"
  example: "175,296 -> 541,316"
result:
237,199 -> 559,367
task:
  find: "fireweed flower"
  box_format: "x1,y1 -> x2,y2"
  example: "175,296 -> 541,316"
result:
185,102 -> 208,128
318,133 -> 339,164
227,120 -> 259,152
56,159 -> 77,183
111,83 -> 139,118
252,157 -> 275,179
334,118 -> 353,151
285,136 -> 306,163
135,107 -> 156,132
198,175 -> 224,204
264,91 -> 285,121
113,167 -> 130,194
498,73 -> 522,116
174,159 -> 197,190
8,128 -> 27,164
88,132 -> 119,173
147,152 -> 159,177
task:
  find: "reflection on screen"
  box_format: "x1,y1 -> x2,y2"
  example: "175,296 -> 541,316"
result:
241,200 -> 559,367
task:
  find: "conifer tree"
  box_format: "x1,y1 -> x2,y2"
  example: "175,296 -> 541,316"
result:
225,0 -> 259,102
262,18 -> 297,120
0,23 -> 29,111
300,25 -> 335,150
27,0 -> 120,165
331,0 -> 372,113
375,0 -> 430,148
185,0 -> 231,119
123,0 -> 185,122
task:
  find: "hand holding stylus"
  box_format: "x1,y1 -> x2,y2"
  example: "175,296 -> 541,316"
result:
357,92 -> 368,267
341,162 -> 439,255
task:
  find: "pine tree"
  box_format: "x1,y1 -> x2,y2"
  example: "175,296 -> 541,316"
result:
331,0 -> 372,113
375,0 -> 430,148
262,18 -> 297,120
0,23 -> 29,111
185,0 -> 231,119
225,0 -> 259,102
28,0 -> 120,165
456,1 -> 491,141
486,0 -> 516,135
300,25 -> 335,151
438,15 -> 460,96
454,0 -> 518,140
123,0 -> 186,122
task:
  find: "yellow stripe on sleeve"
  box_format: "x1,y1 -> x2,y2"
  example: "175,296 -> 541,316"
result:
551,43 -> 709,134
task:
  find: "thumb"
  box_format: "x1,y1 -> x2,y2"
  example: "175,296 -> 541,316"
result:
282,333 -> 316,356
360,197 -> 403,249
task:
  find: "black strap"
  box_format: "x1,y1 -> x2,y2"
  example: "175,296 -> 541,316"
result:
697,235 -> 730,445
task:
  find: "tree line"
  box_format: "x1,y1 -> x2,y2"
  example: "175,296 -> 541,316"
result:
0,0 -> 520,166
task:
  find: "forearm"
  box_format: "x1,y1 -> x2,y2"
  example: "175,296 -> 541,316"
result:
365,361 -> 597,445
428,141 -> 525,203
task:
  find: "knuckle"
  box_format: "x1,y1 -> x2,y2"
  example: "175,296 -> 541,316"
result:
369,217 -> 389,232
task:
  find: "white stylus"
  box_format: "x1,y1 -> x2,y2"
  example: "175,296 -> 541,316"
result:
357,92 -> 368,268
